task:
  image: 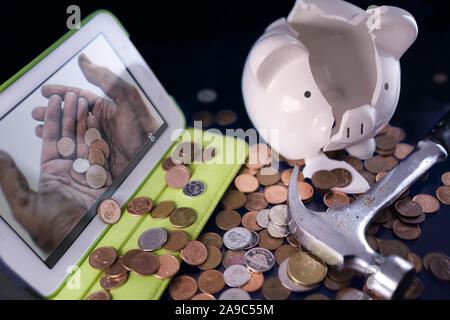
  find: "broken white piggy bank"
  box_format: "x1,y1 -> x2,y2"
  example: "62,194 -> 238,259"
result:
242,0 -> 418,193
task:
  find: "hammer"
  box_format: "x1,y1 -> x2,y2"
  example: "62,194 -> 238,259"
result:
288,112 -> 450,300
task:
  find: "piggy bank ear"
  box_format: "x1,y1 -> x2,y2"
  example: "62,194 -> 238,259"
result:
248,33 -> 309,90
371,6 -> 418,59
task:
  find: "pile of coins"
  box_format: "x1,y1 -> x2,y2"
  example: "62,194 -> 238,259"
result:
167,124 -> 449,300
59,127 -> 111,190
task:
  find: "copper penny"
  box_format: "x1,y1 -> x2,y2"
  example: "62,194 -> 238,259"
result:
199,246 -> 223,271
324,276 -> 350,291
395,143 -> 414,160
359,170 -> 376,186
331,168 -> 352,188
366,234 -> 379,252
441,172 -> 450,186
262,277 -> 291,300
297,182 -> 314,202
407,252 -> 423,274
241,272 -> 265,293
162,157 -> 176,171
241,211 -> 263,232
89,139 -> 110,159
130,252 -> 160,276
412,194 -> 440,214
198,270 -> 225,295
392,219 -> 421,240
100,273 -> 128,291
104,257 -> 127,278
374,207 -> 392,224
245,193 -> 269,211
264,185 -> 288,205
246,144 -> 272,170
240,166 -> 259,176
216,209 -> 241,231
395,198 -> 423,218
312,170 -> 337,191
258,229 -> 283,251
256,167 -> 281,186
121,249 -> 143,271
305,294 -> 329,300
169,276 -> 198,300
127,197 -> 153,217
88,149 -> 105,166
151,201 -> 176,219
170,207 -> 197,228
165,165 -> 191,189
436,185 -> 450,205
191,293 -> 216,301
216,109 -> 237,126
193,111 -> 215,128
383,156 -> 399,171
85,291 -> 111,300
430,256 -> 450,280
275,245 -> 300,265
342,156 -> 363,171
198,232 -> 223,250
235,174 -> 260,193
379,239 -> 409,259
375,135 -> 397,155
286,159 -> 305,168
281,168 -> 304,186
365,156 -> 389,174
327,266 -> 355,283
287,234 -> 300,248
222,250 -> 246,269
181,241 -> 208,266
323,191 -> 350,208
423,252 -> 448,271
155,255 -> 180,279
376,171 -> 388,183
403,277 -> 423,300
386,126 -> 406,142
367,223 -> 379,236
89,247 -> 117,270
97,199 -> 122,225
163,230 -> 189,252
221,189 -> 247,210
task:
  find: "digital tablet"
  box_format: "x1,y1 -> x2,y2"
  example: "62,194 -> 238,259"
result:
0,11 -> 185,297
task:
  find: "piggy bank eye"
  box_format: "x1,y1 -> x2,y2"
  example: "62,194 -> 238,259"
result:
304,91 -> 312,98
384,83 -> 389,90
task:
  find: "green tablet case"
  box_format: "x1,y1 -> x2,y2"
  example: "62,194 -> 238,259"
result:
51,128 -> 248,300
0,10 -> 249,300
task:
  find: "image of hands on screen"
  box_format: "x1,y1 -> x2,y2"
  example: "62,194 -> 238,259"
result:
0,49 -> 163,257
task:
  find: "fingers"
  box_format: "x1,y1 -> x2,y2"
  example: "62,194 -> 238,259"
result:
35,125 -> 44,139
41,85 -> 99,106
32,107 -> 46,121
77,97 -> 89,159
61,92 -> 78,140
0,151 -> 36,228
87,113 -> 100,129
78,53 -> 131,101
41,96 -> 62,164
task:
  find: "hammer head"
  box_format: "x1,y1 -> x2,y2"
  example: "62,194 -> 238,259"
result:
288,165 -> 415,300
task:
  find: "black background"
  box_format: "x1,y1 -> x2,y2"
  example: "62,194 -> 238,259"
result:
0,0 -> 449,300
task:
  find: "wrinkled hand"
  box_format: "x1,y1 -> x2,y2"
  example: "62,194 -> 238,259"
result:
38,54 -> 160,178
0,94 -> 111,252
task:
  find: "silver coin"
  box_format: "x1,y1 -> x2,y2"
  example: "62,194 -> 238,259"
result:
223,265 -> 251,288
245,247 -> 276,273
278,258 -> 318,292
339,289 -> 371,300
256,209 -> 270,228
219,288 -> 251,301
72,158 -> 90,174
223,227 -> 252,250
267,222 -> 290,239
138,228 -> 168,252
183,181 -> 207,198
244,231 -> 260,250
269,205 -> 289,227
197,89 -> 218,104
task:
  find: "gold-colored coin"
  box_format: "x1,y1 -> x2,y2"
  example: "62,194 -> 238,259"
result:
151,201 -> 176,219
287,252 -> 327,287
170,208 -> 197,228
198,232 -> 223,250
215,210 -> 241,231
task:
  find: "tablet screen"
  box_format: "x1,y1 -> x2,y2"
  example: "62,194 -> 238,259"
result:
0,34 -> 167,267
